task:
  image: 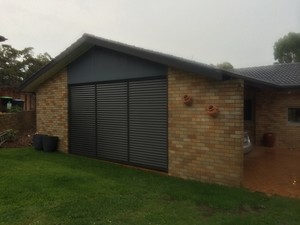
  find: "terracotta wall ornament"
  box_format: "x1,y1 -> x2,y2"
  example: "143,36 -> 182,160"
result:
183,95 -> 193,106
206,105 -> 219,117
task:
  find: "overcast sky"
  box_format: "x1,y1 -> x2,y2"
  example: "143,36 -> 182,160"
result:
1,0 -> 299,68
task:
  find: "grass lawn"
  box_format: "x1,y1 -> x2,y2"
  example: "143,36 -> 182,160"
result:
0,148 -> 299,225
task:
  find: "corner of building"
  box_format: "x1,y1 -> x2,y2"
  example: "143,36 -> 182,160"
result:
168,67 -> 244,186
35,69 -> 69,153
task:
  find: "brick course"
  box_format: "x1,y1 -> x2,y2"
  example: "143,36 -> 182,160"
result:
35,69 -> 68,152
168,68 -> 244,186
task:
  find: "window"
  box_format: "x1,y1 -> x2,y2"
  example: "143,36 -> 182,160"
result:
244,99 -> 253,121
288,108 -> 300,123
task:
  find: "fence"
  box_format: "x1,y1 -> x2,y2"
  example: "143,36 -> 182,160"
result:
0,111 -> 36,133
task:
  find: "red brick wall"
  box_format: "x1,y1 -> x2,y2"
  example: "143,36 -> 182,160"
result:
35,69 -> 68,152
256,89 -> 300,148
168,68 -> 244,186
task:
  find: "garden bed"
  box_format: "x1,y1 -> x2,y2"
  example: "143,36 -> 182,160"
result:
0,128 -> 35,148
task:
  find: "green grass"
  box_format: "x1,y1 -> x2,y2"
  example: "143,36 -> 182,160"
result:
0,148 -> 299,225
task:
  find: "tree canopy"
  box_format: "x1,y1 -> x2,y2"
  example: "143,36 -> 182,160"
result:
274,32 -> 300,63
0,44 -> 52,87
216,62 -> 234,70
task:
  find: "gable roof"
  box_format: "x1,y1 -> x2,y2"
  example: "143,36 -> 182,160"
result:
20,34 -> 226,92
19,33 -> 300,92
233,63 -> 300,88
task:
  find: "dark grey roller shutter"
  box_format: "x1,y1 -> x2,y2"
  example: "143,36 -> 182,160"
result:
129,79 -> 167,171
69,78 -> 167,172
97,82 -> 128,162
69,85 -> 96,157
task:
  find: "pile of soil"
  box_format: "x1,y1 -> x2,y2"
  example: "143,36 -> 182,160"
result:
1,129 -> 36,148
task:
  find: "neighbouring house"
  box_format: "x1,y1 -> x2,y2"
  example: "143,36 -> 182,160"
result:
0,86 -> 35,112
19,34 -> 300,186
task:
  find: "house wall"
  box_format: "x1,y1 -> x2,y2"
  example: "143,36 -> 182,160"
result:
256,89 -> 300,148
168,68 -> 244,186
35,69 -> 68,152
0,87 -> 35,112
34,66 -> 245,186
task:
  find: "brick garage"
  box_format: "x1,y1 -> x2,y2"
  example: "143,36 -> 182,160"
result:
20,34 -> 300,187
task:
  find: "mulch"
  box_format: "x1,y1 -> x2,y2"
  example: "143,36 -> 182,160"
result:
1,129 -> 36,148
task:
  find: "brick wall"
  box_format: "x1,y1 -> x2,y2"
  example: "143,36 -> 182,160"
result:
256,89 -> 300,148
0,111 -> 36,133
36,69 -> 68,152
168,68 -> 244,186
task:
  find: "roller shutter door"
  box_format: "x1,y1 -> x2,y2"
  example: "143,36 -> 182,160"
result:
69,78 -> 167,171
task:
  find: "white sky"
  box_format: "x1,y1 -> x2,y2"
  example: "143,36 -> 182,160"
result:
1,0 -> 299,68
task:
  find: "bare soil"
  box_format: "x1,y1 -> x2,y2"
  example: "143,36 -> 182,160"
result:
1,129 -> 36,148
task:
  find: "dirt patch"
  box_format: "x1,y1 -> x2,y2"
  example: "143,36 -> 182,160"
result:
1,129 -> 35,148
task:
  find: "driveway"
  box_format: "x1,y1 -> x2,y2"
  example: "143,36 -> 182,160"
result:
243,146 -> 300,199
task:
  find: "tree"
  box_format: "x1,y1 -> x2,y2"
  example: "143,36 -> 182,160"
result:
0,35 -> 7,42
273,32 -> 300,63
0,44 -> 52,87
216,62 -> 234,70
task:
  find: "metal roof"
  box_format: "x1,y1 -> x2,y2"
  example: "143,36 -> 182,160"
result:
20,34 -> 225,92
19,33 -> 300,92
233,63 -> 300,88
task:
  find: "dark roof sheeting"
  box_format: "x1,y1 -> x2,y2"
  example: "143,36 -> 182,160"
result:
19,33 -> 300,92
233,63 -> 300,88
20,33 -> 224,92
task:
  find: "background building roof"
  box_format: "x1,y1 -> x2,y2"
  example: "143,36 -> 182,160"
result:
233,63 -> 300,88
